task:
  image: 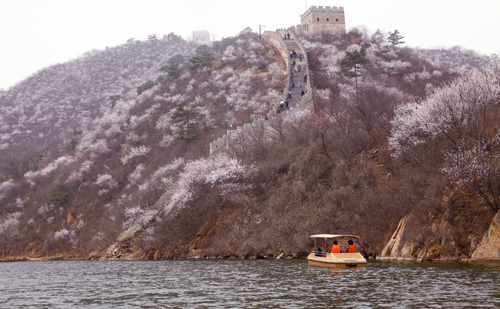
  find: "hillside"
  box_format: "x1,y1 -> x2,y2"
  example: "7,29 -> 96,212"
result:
0,33 -> 194,176
0,32 -> 285,258
1,27 -> 499,261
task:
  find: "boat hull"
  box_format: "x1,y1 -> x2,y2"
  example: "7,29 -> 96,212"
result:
307,252 -> 367,268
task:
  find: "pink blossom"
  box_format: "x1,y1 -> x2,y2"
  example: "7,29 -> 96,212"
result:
123,205 -> 144,229
54,228 -> 78,247
77,137 -> 110,155
67,170 -> 83,183
165,153 -> 255,214
315,88 -> 331,101
121,145 -> 151,164
390,67 -> 500,155
25,156 -> 75,180
0,213 -> 20,239
105,124 -> 122,137
155,112 -> 173,130
267,63 -> 283,87
38,204 -> 55,214
0,180 -> 14,196
129,163 -> 145,184
94,173 -> 118,189
441,137 -> 500,188
98,189 -> 110,196
158,135 -> 174,148
15,197 -> 24,208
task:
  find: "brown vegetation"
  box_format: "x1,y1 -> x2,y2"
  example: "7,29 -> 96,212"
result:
1,28 -> 497,261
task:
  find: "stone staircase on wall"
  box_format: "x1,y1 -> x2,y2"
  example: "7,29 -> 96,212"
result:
102,31 -> 312,259
209,31 -> 313,154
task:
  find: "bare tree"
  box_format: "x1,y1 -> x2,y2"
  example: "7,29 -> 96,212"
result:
266,116 -> 287,144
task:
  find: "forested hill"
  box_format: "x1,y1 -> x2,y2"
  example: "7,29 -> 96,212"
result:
0,33 -> 194,165
0,27 -> 498,261
0,31 -> 284,258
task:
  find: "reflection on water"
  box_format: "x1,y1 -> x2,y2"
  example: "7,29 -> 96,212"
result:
0,259 -> 499,308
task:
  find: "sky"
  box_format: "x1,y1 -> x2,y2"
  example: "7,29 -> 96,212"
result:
1,0 -> 499,90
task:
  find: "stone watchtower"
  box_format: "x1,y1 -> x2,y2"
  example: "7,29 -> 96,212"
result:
192,30 -> 211,45
300,6 -> 346,34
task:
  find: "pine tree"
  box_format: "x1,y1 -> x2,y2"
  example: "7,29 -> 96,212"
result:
49,183 -> 72,205
340,48 -> 368,99
387,30 -> 405,49
189,52 -> 214,70
160,62 -> 183,80
171,107 -> 205,143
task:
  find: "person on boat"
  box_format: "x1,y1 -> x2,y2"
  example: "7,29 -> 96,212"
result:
315,247 -> 323,256
331,241 -> 341,253
342,240 -> 356,253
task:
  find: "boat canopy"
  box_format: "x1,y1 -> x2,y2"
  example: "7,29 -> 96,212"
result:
310,234 -> 360,239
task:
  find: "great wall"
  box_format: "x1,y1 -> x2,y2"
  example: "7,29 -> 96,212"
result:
103,30 -> 314,259
209,31 -> 313,155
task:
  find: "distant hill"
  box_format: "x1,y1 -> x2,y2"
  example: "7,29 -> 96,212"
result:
0,33 -> 195,168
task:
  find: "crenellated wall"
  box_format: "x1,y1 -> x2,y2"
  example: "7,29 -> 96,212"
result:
192,30 -> 211,45
300,5 -> 346,34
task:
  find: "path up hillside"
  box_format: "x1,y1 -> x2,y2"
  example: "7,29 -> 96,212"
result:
103,184 -> 178,259
209,33 -> 313,154
283,39 -> 309,111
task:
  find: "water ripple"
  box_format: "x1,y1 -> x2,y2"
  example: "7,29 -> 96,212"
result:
0,260 -> 499,308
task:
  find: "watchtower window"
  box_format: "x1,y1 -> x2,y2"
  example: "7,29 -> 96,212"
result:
317,18 -> 320,21
327,18 -> 329,21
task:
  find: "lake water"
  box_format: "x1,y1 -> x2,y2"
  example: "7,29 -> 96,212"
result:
0,259 -> 499,308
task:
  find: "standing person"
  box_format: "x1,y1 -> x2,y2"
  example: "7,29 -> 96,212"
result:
291,81 -> 295,88
288,90 -> 292,99
297,65 -> 301,72
285,99 -> 289,109
287,33 -> 290,39
301,90 -> 305,97
299,80 -> 302,88
304,74 -> 307,82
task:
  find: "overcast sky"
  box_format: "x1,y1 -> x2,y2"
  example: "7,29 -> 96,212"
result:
1,0 -> 499,90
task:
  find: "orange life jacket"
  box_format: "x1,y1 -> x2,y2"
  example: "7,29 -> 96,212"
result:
331,245 -> 341,253
347,245 -> 356,253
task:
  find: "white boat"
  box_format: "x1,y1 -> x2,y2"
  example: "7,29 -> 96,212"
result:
307,234 -> 367,267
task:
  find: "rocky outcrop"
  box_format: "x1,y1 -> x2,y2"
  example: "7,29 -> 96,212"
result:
380,215 -> 412,258
381,206 -> 500,261
471,211 -> 500,260
380,212 -> 460,261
